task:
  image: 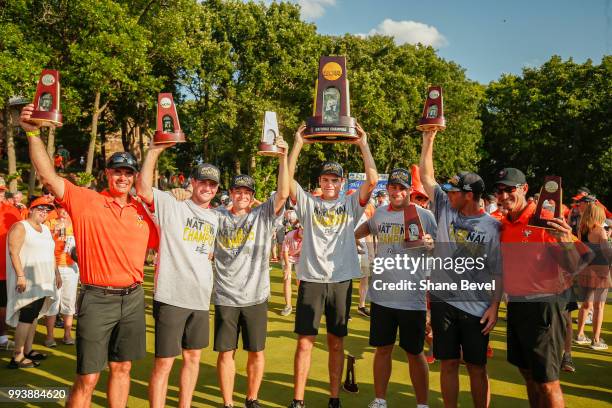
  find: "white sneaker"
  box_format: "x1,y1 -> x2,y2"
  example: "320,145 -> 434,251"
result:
591,339 -> 608,350
368,399 -> 387,408
0,339 -> 14,350
280,305 -> 293,316
574,334 -> 591,345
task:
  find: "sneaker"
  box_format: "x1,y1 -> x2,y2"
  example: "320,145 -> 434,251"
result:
585,310 -> 593,325
280,305 -> 293,316
574,334 -> 591,345
561,353 -> 575,372
591,339 -> 608,350
328,398 -> 341,408
357,306 -> 370,317
288,400 -> 305,408
368,398 -> 388,408
246,399 -> 261,408
0,339 -> 15,351
44,339 -> 57,348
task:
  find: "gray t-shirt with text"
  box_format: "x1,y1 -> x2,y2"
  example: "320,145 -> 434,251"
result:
153,189 -> 218,310
294,184 -> 367,282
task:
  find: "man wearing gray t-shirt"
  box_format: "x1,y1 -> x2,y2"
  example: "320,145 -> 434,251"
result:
420,130 -> 502,408
137,143 -> 221,408
355,168 -> 437,408
287,123 -> 378,408
214,140 -> 289,408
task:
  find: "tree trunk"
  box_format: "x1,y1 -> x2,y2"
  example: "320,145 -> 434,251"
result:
249,155 -> 256,175
4,105 -> 18,192
234,158 -> 241,175
86,91 -> 101,174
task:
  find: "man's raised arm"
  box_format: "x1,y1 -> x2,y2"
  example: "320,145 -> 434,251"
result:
354,123 -> 378,205
287,124 -> 306,202
19,104 -> 65,199
419,130 -> 438,201
136,144 -> 172,205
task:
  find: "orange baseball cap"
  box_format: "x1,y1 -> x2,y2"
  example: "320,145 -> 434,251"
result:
29,197 -> 56,210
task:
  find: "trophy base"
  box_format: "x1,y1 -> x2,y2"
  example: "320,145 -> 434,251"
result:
528,217 -> 558,230
403,240 -> 426,249
416,118 -> 446,132
304,116 -> 358,143
342,382 -> 359,394
257,143 -> 285,157
29,110 -> 63,128
154,130 -> 186,145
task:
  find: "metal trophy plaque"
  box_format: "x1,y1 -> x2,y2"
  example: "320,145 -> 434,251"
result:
30,69 -> 63,127
529,176 -> 563,229
154,93 -> 186,144
342,354 -> 358,393
403,203 -> 425,248
304,56 -> 357,142
416,86 -> 446,132
257,111 -> 285,157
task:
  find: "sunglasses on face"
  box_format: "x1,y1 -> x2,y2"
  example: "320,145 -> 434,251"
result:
494,185 -> 521,195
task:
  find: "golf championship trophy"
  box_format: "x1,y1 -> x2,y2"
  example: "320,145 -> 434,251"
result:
343,354 -> 358,393
257,111 -> 285,157
403,203 -> 425,248
416,86 -> 446,131
529,176 -> 563,229
304,56 -> 358,142
29,69 -> 63,127
154,93 -> 186,144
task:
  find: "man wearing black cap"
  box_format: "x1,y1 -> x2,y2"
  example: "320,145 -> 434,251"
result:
214,138 -> 289,408
355,168 -> 437,408
19,104 -> 158,407
493,167 -> 585,408
286,123 -> 378,408
137,143 -> 221,408
420,130 -> 502,408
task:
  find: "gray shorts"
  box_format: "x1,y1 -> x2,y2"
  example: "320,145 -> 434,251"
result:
153,300 -> 210,357
76,285 -> 146,374
214,301 -> 268,352
294,280 -> 352,337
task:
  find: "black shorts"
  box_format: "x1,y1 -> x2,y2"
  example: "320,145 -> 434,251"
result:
507,301 -> 566,383
295,280 -> 352,337
0,280 -> 6,308
369,302 -> 426,355
430,300 -> 489,366
214,301 -> 268,352
18,297 -> 46,324
153,301 -> 210,358
76,285 -> 146,375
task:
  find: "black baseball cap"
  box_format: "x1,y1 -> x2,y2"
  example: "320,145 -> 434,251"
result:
231,174 -> 255,192
375,190 -> 388,197
442,171 -> 485,194
388,168 -> 412,188
107,152 -> 139,172
494,168 -> 526,186
319,161 -> 344,178
192,163 -> 220,184
577,195 -> 597,203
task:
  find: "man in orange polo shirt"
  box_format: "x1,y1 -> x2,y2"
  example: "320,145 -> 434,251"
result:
0,182 -> 22,350
494,168 -> 585,408
20,104 -> 157,408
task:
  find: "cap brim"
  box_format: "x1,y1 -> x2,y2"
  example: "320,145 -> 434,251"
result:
320,171 -> 343,178
230,184 -> 255,192
388,181 -> 412,189
441,183 -> 461,192
108,164 -> 138,172
495,179 -> 519,186
194,176 -> 220,184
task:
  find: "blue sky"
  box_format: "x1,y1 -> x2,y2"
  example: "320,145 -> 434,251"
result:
280,0 -> 611,84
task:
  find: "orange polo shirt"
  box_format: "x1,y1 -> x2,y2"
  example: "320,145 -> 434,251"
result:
500,202 -> 572,296
0,202 -> 22,280
57,180 -> 158,287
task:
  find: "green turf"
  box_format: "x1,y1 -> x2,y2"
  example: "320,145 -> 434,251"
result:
1,266 -> 610,407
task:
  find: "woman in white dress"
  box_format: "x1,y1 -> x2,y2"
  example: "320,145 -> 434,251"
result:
6,197 -> 61,368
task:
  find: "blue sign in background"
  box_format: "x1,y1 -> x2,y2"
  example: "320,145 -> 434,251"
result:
345,173 -> 388,196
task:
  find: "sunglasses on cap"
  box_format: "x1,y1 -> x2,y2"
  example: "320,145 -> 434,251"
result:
108,153 -> 138,170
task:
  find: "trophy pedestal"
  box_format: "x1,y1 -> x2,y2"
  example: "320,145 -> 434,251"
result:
304,115 -> 357,143
154,130 -> 186,145
29,110 -> 63,127
416,118 -> 446,132
257,143 -> 285,157
342,354 -> 359,393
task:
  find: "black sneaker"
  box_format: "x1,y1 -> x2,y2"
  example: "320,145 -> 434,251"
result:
357,306 -> 370,317
246,399 -> 262,408
561,353 -> 575,373
288,400 -> 305,408
328,398 -> 342,408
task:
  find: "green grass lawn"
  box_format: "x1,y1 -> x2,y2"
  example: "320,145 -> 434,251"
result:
1,265 -> 611,407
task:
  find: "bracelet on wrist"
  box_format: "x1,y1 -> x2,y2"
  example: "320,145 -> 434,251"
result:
26,130 -> 40,138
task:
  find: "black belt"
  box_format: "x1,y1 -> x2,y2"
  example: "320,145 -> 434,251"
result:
82,282 -> 141,296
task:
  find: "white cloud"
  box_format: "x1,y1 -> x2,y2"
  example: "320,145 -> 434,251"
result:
366,19 -> 448,48
295,0 -> 336,20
